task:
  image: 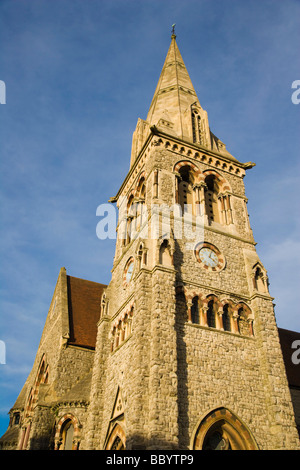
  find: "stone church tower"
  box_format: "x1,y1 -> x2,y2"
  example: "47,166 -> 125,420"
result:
1,33 -> 299,451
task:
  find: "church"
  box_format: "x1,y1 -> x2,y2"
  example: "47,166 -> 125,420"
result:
1,32 -> 299,451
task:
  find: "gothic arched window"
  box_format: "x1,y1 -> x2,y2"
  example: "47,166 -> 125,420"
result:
254,266 -> 267,293
237,306 -> 250,336
125,195 -> 135,245
178,165 -> 195,215
159,239 -> 172,266
61,420 -> 74,450
135,177 -> 146,232
192,109 -> 202,144
193,408 -> 258,450
222,304 -> 231,332
207,300 -> 216,328
191,296 -> 199,324
204,174 -> 220,224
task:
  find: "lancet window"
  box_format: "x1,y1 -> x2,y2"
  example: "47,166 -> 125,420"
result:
191,296 -> 199,324
124,176 -> 146,246
222,304 -> 231,332
110,306 -> 134,352
204,174 -> 220,224
177,165 -> 196,215
203,172 -> 233,226
192,108 -> 202,144
207,299 -> 216,328
252,264 -> 268,294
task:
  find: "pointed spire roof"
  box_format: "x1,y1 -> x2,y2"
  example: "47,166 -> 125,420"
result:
146,33 -> 200,140
129,31 -> 238,167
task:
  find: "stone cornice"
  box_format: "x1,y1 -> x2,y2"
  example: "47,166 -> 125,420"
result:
110,126 -> 255,203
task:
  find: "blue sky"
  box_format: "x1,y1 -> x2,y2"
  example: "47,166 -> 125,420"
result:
0,0 -> 299,436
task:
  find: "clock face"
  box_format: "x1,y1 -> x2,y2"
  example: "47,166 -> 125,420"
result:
124,258 -> 134,286
195,243 -> 225,272
199,247 -> 219,268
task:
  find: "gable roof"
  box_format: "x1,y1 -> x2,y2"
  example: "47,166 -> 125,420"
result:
67,275 -> 107,350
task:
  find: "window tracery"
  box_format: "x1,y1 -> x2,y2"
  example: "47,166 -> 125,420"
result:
193,408 -> 258,450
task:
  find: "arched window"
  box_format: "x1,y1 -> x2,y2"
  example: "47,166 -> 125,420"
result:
204,174 -> 220,224
207,300 -> 216,328
159,239 -> 172,266
254,266 -> 266,292
191,296 -> 199,324
61,420 -> 74,450
105,423 -> 126,450
222,304 -> 231,332
192,109 -> 202,144
124,178 -> 147,246
54,415 -> 80,450
178,166 -> 195,215
137,242 -> 147,270
125,195 -> 135,245
135,177 -> 146,232
137,177 -> 146,199
111,306 -> 134,352
237,306 -> 252,336
193,408 -> 258,450
111,436 -> 125,450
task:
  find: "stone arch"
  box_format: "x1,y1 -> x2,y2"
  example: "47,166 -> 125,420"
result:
136,240 -> 148,269
219,298 -> 236,332
202,170 -> 233,225
173,160 -> 201,182
204,294 -> 220,329
159,239 -> 173,266
252,262 -> 268,294
135,171 -> 146,198
202,169 -> 232,193
174,160 -> 202,215
54,413 -> 81,450
105,423 -> 126,450
192,407 -> 258,450
234,301 -> 254,336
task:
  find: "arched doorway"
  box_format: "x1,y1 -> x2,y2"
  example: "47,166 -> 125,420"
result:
192,408 -> 257,450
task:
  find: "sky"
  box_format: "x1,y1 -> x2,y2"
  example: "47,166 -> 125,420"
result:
0,0 -> 299,436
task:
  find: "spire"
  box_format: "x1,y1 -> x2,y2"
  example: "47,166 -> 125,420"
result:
146,31 -> 201,141
130,31 -> 236,166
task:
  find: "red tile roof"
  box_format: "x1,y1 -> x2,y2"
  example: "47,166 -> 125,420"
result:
67,275 -> 107,350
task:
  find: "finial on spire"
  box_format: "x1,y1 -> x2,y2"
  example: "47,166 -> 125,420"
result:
171,23 -> 176,39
